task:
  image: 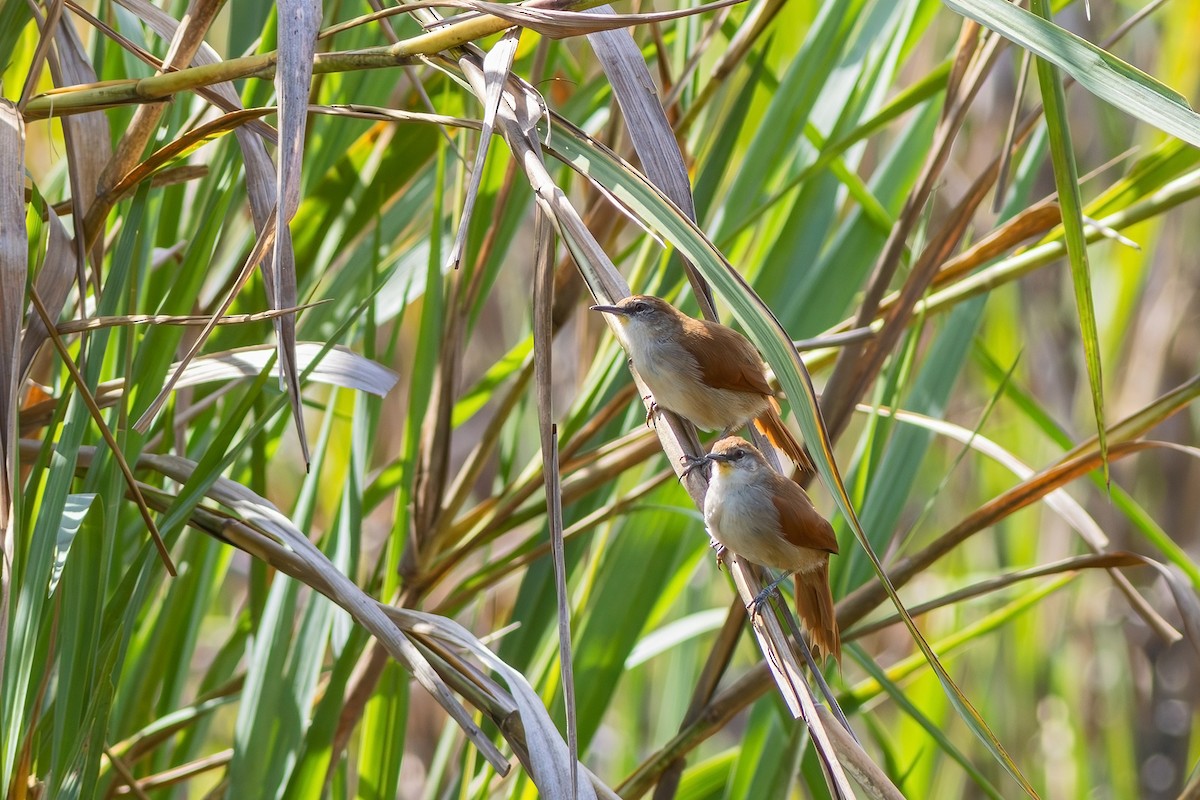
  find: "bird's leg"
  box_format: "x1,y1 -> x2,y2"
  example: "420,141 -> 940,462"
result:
679,453 -> 708,480
643,395 -> 659,427
705,537 -> 728,569
747,570 -> 793,615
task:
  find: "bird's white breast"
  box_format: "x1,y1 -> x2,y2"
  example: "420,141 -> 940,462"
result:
704,467 -> 805,570
625,329 -> 763,430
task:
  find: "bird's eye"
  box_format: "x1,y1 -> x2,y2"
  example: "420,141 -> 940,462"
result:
631,301 -> 649,314
732,449 -> 745,460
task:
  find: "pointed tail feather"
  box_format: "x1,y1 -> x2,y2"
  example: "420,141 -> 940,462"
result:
794,563 -> 840,665
754,398 -> 815,475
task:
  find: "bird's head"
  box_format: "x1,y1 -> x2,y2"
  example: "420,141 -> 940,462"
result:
589,295 -> 686,337
681,436 -> 768,481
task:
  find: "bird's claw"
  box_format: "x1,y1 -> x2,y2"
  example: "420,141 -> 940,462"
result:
746,573 -> 790,616
643,396 -> 659,428
710,539 -> 728,569
680,453 -> 708,481
746,586 -> 775,616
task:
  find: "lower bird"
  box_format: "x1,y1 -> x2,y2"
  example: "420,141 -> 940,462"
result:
688,436 -> 840,663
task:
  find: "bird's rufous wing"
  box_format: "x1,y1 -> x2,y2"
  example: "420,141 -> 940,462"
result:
690,322 -> 775,395
770,475 -> 838,554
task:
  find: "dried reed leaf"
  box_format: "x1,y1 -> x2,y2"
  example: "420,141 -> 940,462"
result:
272,0 -> 323,468
1143,562 -> 1200,661
466,0 -> 744,39
19,205 -> 75,382
447,29 -> 519,271
96,0 -> 225,201
127,450 -> 508,772
815,705 -> 907,800
167,344 -> 398,397
379,605 -> 617,797
531,206 -> 583,797
728,558 -> 857,798
50,8 -> 111,271
586,7 -> 713,316
0,101 -> 25,540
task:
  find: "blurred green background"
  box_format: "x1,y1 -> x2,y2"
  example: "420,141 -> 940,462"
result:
3,0 -> 1199,797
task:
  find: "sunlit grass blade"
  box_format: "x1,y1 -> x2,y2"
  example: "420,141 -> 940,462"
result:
945,0 -> 1200,147
1028,0 -> 1108,487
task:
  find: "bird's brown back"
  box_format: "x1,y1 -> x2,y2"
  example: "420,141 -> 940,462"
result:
767,470 -> 838,554
686,319 -> 775,397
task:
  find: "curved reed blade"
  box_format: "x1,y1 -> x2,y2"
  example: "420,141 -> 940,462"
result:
1028,0 -> 1108,488
0,101 -> 25,544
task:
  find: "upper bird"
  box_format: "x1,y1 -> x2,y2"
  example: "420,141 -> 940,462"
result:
590,294 -> 810,470
696,436 -> 840,663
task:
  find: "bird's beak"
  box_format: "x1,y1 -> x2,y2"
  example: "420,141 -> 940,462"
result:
589,304 -> 631,317
704,452 -> 735,464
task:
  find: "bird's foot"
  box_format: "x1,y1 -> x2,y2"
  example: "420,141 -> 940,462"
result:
710,539 -> 728,569
746,588 -> 773,616
745,572 -> 791,615
680,453 -> 708,481
644,396 -> 659,428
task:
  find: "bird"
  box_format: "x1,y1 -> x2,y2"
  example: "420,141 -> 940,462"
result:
589,295 -> 812,472
687,436 -> 840,663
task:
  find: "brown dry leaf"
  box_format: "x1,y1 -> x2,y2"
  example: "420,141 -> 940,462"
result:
272,0 -> 323,468
165,343 -> 399,397
586,6 -> 714,316
19,206 -> 76,382
728,557 -> 857,798
530,205 -> 583,796
1145,562 -> 1200,662
96,0 -> 225,205
51,9 -> 112,271
106,108 -> 275,200
108,0 -> 281,355
0,101 -> 26,541
466,0 -> 745,39
447,29 -> 520,271
815,705 -> 907,800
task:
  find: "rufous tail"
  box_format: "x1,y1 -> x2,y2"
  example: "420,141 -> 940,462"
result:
754,398 -> 815,475
794,562 -> 841,665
